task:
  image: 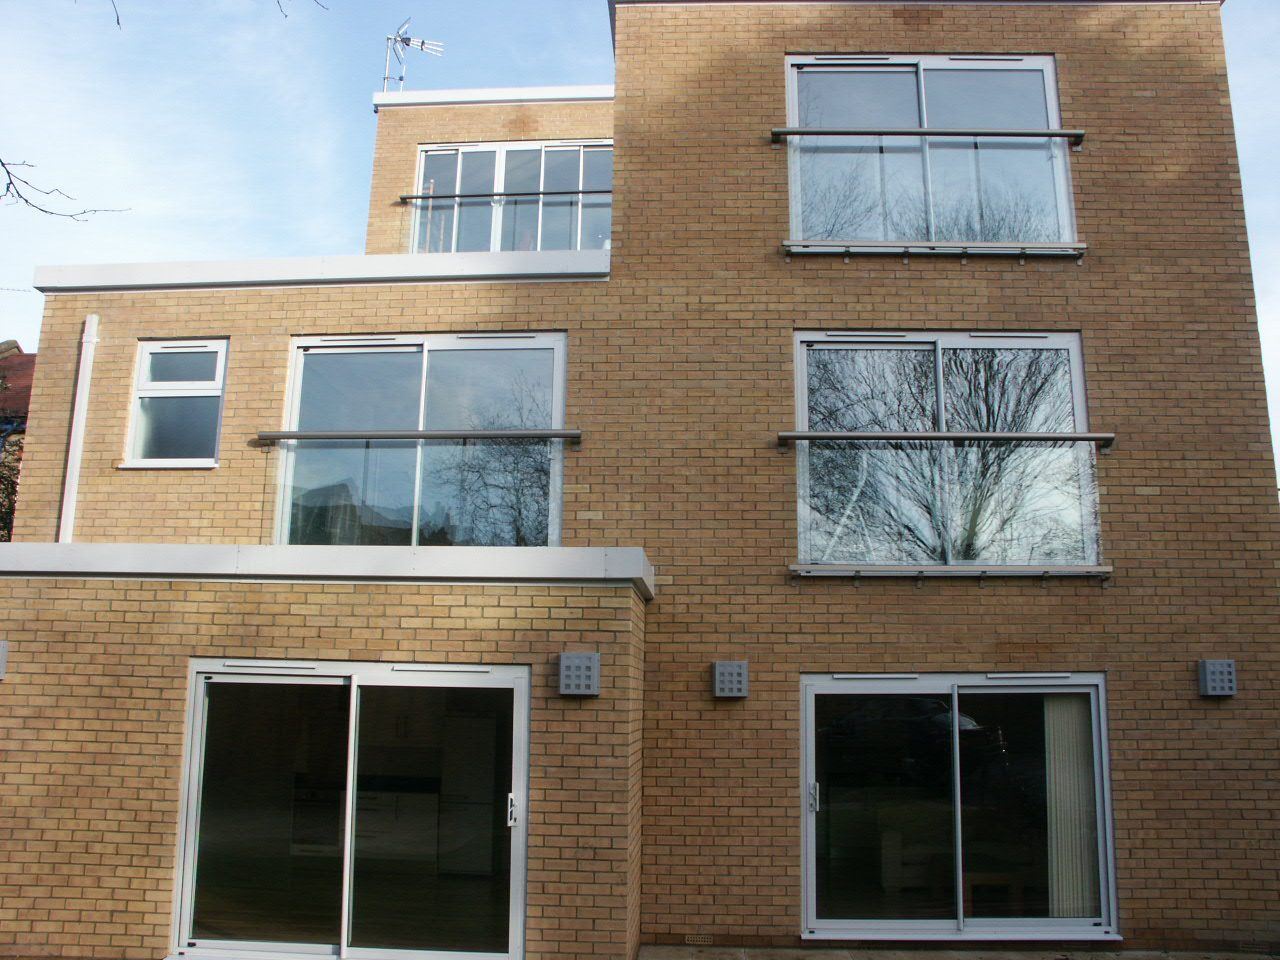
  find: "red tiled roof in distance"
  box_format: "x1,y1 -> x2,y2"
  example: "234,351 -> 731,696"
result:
0,349 -> 37,421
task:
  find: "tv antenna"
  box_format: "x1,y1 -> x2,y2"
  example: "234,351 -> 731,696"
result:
382,18 -> 444,92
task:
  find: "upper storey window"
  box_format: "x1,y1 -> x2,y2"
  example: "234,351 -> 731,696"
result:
411,141 -> 613,254
125,339 -> 227,468
793,331 -> 1104,571
785,56 -> 1077,251
278,333 -> 567,547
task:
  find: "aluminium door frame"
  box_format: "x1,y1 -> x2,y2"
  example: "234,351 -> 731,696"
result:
799,671 -> 1117,942
169,658 -> 531,960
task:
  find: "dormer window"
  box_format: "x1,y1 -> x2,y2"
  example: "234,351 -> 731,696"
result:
410,141 -> 613,254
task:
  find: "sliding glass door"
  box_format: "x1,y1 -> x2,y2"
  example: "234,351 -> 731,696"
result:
801,673 -> 1115,941
175,662 -> 529,960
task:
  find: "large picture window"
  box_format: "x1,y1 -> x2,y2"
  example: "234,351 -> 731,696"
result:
412,141 -> 613,254
277,333 -> 567,547
793,331 -> 1103,570
784,55 -> 1077,251
802,672 -> 1116,941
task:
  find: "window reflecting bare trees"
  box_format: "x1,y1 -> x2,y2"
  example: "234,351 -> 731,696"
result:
795,66 -> 1069,244
286,343 -> 559,548
418,352 -> 554,546
801,341 -> 1099,566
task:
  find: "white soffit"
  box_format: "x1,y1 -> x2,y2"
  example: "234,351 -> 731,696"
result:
0,543 -> 655,600
33,250 -> 611,293
373,85 -> 615,109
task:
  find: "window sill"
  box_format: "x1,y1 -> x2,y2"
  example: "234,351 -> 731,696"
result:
118,460 -> 218,470
792,563 -> 1112,580
802,926 -> 1121,942
783,239 -> 1087,260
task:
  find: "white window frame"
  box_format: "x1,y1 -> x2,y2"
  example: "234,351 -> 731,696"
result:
171,658 -> 532,960
273,332 -> 568,547
410,140 -> 613,255
123,339 -> 227,469
793,329 -> 1098,567
800,671 -> 1117,942
784,54 -> 1077,247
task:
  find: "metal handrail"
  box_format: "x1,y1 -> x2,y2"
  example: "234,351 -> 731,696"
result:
791,563 -> 1113,579
777,430 -> 1115,451
257,429 -> 582,444
783,239 -> 1087,254
771,127 -> 1086,149
399,189 -> 612,204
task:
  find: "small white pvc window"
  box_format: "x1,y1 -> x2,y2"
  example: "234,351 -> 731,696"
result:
124,339 -> 227,468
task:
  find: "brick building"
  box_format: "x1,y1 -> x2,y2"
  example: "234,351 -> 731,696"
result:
1,1 -> 1277,959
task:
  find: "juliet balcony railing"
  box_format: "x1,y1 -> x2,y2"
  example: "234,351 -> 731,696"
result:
256,429 -> 581,548
400,188 -> 614,254
777,432 -> 1114,577
774,126 -> 1086,259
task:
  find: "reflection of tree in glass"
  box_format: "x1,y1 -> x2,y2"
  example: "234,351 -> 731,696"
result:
420,369 -> 552,547
797,139 -> 1060,244
944,350 -> 1091,563
805,348 -> 946,563
288,442 -> 416,546
803,347 -> 1097,565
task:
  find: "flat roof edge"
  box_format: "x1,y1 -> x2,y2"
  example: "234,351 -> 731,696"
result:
33,250 -> 611,293
0,543 -> 656,601
373,85 -> 615,109
612,0 -> 1218,5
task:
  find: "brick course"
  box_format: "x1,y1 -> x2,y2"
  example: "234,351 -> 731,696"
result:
3,1 -> 1278,957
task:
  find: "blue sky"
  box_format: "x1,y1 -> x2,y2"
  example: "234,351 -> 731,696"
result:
1,0 -> 1277,462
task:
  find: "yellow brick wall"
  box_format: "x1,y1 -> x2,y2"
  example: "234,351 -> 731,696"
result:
13,284 -> 621,545
0,579 -> 645,960
6,0 -> 1280,955
607,1 -> 1280,950
365,100 -> 614,254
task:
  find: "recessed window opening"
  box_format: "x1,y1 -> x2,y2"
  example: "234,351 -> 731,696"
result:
126,339 -> 227,467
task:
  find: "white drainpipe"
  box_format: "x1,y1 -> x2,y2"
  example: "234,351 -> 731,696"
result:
57,314 -> 99,543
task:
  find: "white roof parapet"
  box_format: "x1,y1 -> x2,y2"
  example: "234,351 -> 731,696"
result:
0,543 -> 655,601
33,250 -> 610,293
373,85 -> 615,110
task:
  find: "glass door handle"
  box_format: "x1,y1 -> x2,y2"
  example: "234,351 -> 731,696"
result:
808,782 -> 820,813
507,793 -> 518,827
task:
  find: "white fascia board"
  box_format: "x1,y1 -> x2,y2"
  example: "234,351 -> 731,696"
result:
373,85 -> 615,109
33,250 -> 610,294
0,543 -> 655,601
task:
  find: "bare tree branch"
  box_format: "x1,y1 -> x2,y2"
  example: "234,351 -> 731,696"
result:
275,0 -> 330,16
0,157 -> 123,220
71,0 -> 122,28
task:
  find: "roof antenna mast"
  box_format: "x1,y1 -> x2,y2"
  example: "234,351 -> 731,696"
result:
383,18 -> 444,92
